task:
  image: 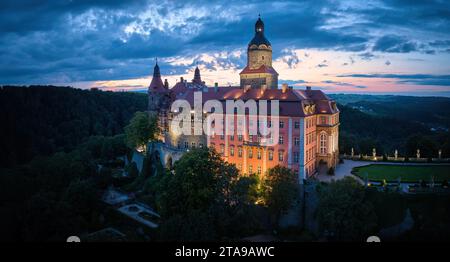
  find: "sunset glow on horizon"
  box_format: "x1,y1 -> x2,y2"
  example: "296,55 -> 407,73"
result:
1,1 -> 450,96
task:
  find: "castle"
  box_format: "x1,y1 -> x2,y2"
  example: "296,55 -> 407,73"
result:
148,17 -> 340,182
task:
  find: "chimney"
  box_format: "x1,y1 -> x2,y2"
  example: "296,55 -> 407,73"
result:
214,82 -> 219,92
306,86 -> 312,90
244,84 -> 251,93
282,83 -> 288,93
164,79 -> 169,89
180,77 -> 184,83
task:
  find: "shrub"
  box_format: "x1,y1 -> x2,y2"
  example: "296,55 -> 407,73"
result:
327,167 -> 335,176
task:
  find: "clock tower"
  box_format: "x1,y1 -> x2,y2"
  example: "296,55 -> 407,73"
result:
240,16 -> 278,89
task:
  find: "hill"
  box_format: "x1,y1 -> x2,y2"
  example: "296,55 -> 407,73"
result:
0,86 -> 147,167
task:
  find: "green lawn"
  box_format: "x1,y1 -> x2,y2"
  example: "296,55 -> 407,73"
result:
352,164 -> 450,182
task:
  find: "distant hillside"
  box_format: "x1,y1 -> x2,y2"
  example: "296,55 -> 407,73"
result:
0,86 -> 147,167
0,87 -> 448,167
330,94 -> 450,130
332,94 -> 450,157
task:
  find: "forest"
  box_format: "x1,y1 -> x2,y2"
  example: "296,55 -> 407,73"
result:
1,86 -> 449,170
0,86 -> 147,167
1,86 -> 449,241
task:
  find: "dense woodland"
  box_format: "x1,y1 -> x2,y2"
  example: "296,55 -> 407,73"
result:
0,86 -> 147,167
332,94 -> 450,158
0,86 -> 449,241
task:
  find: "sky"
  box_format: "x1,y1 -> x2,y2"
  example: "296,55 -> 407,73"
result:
1,0 -> 450,96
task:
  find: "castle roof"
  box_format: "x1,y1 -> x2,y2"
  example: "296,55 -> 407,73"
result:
248,16 -> 271,47
239,64 -> 278,75
148,61 -> 167,93
172,85 -> 338,117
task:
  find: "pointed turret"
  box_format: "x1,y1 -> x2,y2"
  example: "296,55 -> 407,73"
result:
148,59 -> 165,92
193,66 -> 202,84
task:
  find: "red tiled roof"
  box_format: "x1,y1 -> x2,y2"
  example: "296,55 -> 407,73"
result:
239,65 -> 278,75
222,88 -> 299,101
148,76 -> 167,93
171,84 -> 338,117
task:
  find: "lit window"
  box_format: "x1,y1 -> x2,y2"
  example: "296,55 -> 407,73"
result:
278,151 -> 284,161
320,133 -> 327,155
268,150 -> 273,161
257,149 -> 262,159
257,166 -> 261,175
249,165 -> 253,174
230,146 -> 234,156
220,144 -> 225,155
279,135 -> 284,145
238,147 -> 243,157
248,148 -> 253,158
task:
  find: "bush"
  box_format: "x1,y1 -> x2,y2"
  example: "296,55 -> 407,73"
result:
127,162 -> 139,178
420,179 -> 428,188
327,167 -> 335,176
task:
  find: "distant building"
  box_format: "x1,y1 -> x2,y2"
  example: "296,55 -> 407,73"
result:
147,16 -> 340,181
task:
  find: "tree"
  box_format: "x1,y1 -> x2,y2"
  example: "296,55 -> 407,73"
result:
154,148 -> 262,240
127,162 -> 139,178
316,177 -> 377,241
406,134 -> 437,158
124,111 -> 158,152
157,148 -> 239,217
263,165 -> 299,226
327,167 -> 335,176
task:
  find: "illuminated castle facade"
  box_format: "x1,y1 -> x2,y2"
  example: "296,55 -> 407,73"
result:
148,17 -> 340,181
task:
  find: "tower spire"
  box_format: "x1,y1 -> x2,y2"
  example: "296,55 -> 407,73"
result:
153,59 -> 161,78
149,59 -> 164,90
255,14 -> 264,33
193,64 -> 202,84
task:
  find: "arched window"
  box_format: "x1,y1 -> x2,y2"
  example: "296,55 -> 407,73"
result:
320,133 -> 327,155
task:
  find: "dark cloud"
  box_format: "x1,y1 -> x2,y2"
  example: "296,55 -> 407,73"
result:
337,74 -> 450,86
0,0 -> 449,85
280,79 -> 309,86
373,35 -> 417,53
358,52 -> 376,60
322,80 -> 367,88
316,60 -> 328,68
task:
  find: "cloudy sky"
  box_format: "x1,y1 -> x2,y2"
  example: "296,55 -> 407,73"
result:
1,0 -> 450,96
